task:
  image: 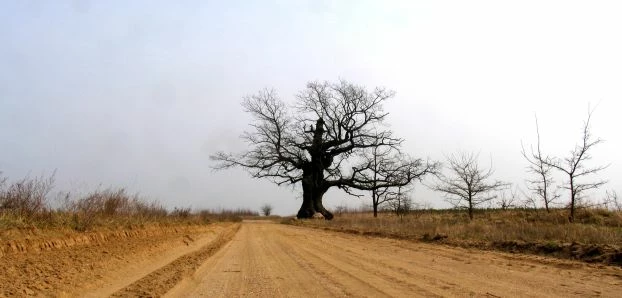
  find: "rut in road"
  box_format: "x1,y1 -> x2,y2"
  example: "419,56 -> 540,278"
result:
166,221 -> 622,297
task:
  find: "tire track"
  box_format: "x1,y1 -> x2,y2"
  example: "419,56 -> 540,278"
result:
110,223 -> 240,297
294,229 -> 520,297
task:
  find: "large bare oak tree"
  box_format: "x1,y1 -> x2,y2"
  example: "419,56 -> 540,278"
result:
211,80 -> 436,219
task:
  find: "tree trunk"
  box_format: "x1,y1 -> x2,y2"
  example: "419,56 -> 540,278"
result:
295,117 -> 334,220
313,190 -> 333,220
544,201 -> 550,213
468,196 -> 473,220
296,176 -> 333,220
296,180 -> 316,219
543,183 -> 550,213
372,189 -> 378,218
569,180 -> 575,223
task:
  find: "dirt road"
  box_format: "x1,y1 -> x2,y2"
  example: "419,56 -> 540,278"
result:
168,220 -> 622,297
2,220 -> 621,297
0,223 -> 239,297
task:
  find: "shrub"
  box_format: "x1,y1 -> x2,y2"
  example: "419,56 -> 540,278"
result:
260,204 -> 273,216
171,207 -> 192,218
0,173 -> 55,219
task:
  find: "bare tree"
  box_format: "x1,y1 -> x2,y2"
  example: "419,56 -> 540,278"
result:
521,116 -> 560,212
434,152 -> 509,220
603,190 -> 621,211
497,185 -> 520,210
542,109 -> 608,222
358,143 -> 438,217
518,185 -> 542,210
386,186 -> 412,219
212,80 -> 437,219
260,203 -> 273,216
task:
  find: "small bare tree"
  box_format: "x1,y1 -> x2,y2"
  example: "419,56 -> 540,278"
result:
520,191 -> 539,210
260,203 -> 273,216
434,152 -> 509,220
521,116 -> 560,212
497,185 -> 521,210
386,186 -> 412,219
542,109 -> 608,222
603,190 -> 621,211
358,143 -> 438,217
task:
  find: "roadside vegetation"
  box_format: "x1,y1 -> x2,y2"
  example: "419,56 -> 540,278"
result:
290,206 -> 622,265
0,173 -> 256,234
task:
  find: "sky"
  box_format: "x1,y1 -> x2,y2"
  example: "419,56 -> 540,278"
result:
1,0 -> 621,215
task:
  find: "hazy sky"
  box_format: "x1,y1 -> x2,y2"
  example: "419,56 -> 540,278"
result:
1,1 -> 621,215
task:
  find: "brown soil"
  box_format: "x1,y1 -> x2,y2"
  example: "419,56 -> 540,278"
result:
111,224 -> 240,297
0,223 -> 239,297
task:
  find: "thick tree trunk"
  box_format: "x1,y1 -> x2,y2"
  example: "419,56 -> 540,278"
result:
313,191 -> 333,220
296,181 -> 316,219
296,117 -> 333,220
296,178 -> 334,220
372,190 -> 378,218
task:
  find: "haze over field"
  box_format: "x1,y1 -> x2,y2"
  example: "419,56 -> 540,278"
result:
1,1 -> 621,215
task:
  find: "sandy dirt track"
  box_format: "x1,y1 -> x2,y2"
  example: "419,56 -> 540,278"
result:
167,220 -> 622,298
0,223 -> 239,297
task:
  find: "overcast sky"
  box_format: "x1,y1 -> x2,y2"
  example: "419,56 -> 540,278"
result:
1,1 -> 621,215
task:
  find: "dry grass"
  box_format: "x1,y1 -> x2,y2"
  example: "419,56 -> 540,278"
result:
0,174 -> 253,233
300,208 -> 622,246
